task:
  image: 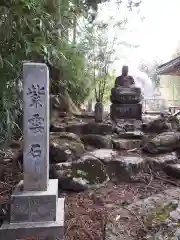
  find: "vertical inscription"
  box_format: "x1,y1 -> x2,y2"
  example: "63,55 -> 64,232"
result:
28,114 -> 45,133
29,144 -> 42,174
27,84 -> 45,177
29,144 -> 42,158
27,84 -> 45,108
23,63 -> 49,191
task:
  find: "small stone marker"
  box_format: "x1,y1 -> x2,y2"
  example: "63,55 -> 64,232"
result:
23,63 -> 49,191
0,63 -> 64,240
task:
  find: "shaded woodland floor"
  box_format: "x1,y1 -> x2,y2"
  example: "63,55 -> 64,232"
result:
0,150 -> 179,240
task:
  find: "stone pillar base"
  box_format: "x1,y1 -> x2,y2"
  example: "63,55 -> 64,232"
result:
0,199 -> 64,239
0,179 -> 64,239
110,103 -> 142,120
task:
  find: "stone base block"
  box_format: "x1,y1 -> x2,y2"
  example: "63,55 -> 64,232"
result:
110,103 -> 142,120
0,198 -> 64,240
110,87 -> 141,104
10,179 -> 58,223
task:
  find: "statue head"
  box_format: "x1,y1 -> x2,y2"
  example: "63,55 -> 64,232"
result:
122,65 -> 128,76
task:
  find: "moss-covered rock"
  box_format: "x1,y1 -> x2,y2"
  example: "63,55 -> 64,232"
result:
142,114 -> 180,134
50,132 -> 85,163
105,188 -> 180,240
50,154 -> 109,191
81,134 -> 112,149
142,132 -> 180,154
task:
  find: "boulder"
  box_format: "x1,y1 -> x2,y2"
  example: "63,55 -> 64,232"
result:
50,132 -> 85,163
117,130 -> 144,139
65,122 -> 87,135
142,132 -> 180,154
142,114 -> 180,134
81,134 -> 112,149
83,122 -> 113,135
50,154 -> 109,191
65,122 -> 113,136
50,121 -> 65,132
112,138 -> 141,150
164,164 -> 180,179
146,152 -> 179,169
89,149 -> 145,182
105,155 -> 145,182
89,149 -> 119,162
50,164 -> 88,192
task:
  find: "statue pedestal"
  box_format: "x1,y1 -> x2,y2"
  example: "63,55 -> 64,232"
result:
110,87 -> 141,104
110,86 -> 142,121
110,103 -> 142,120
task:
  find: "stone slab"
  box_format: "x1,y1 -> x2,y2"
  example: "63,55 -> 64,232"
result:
23,63 -> 50,191
10,179 -> 58,223
110,87 -> 141,104
110,103 -> 142,120
0,198 -> 64,240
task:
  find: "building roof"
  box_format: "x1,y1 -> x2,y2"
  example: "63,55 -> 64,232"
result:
156,56 -> 180,76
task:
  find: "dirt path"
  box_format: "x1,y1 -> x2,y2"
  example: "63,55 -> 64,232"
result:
64,171 -> 178,240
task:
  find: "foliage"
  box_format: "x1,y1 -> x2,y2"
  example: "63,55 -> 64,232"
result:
82,22 -> 117,103
0,0 -> 99,142
0,0 -> 56,143
0,0 -> 142,143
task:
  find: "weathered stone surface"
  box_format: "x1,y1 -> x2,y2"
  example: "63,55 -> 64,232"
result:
74,111 -> 94,119
164,164 -> 180,179
23,63 -> 49,191
112,138 -> 141,150
142,132 -> 180,154
142,114 -> 180,134
110,87 -> 141,104
105,155 -> 145,182
146,152 -> 179,168
82,122 -> 113,135
0,198 -> 64,240
110,103 -> 142,120
50,121 -> 65,132
50,132 -> 85,163
65,122 -> 113,135
105,188 -> 180,240
65,122 -> 87,135
81,134 -> 112,149
10,179 -> 58,223
89,149 -> 119,163
89,149 -> 145,182
94,102 -> 104,122
117,130 -> 144,139
51,154 -> 109,190
50,173 -> 88,192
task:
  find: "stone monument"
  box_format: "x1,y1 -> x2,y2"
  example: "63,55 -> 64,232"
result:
110,86 -> 142,121
0,63 -> 64,239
